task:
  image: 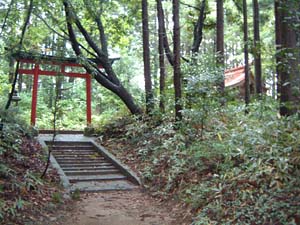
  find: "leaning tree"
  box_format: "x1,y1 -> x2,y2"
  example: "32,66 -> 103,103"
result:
62,0 -> 142,115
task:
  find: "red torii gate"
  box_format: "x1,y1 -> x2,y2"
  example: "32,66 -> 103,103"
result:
13,52 -> 102,127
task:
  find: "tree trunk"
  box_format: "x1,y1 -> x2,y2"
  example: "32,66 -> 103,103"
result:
242,0 -> 250,111
6,0 -> 33,110
63,0 -> 142,115
56,76 -> 63,100
275,0 -> 281,100
216,0 -> 225,97
142,0 -> 153,114
275,0 -> 300,116
191,0 -> 206,54
173,0 -> 182,121
157,0 -> 174,66
8,57 -> 14,83
156,0 -> 166,112
253,0 -> 262,96
83,0 -> 108,56
18,74 -> 23,92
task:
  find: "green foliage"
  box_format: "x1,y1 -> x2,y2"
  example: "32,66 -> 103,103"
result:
70,189 -> 81,201
101,94 -> 300,224
182,54 -> 224,138
24,171 -> 43,191
51,192 -> 63,204
0,107 -> 64,223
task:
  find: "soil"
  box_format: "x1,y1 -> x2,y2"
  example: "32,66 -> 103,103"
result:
60,190 -> 190,225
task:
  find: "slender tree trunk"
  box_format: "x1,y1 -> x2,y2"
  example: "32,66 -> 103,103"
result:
8,57 -> 14,83
18,74 -> 23,92
191,0 -> 206,54
5,0 -> 33,110
242,0 -> 250,112
142,0 -> 153,114
157,0 -> 174,66
173,0 -> 182,121
216,0 -> 225,97
253,0 -> 262,96
0,0 -> 14,37
157,0 -> 166,112
152,17 -> 159,92
83,0 -> 108,56
41,84 -> 59,179
275,0 -> 282,100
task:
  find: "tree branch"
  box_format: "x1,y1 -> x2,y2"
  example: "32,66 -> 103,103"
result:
35,12 -> 98,58
83,0 -> 108,56
5,0 -> 33,110
191,0 -> 206,54
63,0 -> 119,91
63,0 -> 120,85
157,0 -> 174,66
0,0 -> 14,37
180,1 -> 201,11
63,0 -> 142,115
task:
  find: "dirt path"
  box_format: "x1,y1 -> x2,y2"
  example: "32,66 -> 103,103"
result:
61,189 -> 189,225
36,134 -> 191,225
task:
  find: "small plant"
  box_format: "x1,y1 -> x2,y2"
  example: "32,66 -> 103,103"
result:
84,126 -> 95,136
14,197 -> 26,210
71,189 -> 81,200
51,192 -> 63,204
24,171 -> 43,191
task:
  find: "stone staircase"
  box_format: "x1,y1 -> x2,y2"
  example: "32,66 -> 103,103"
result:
44,140 -> 139,192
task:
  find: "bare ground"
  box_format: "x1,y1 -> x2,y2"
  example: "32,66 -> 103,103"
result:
61,189 -> 190,225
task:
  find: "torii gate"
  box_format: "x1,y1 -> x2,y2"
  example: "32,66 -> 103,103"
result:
12,52 -> 103,127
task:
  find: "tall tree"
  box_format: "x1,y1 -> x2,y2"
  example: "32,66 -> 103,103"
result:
157,0 -> 174,66
274,0 -> 282,101
5,0 -> 33,110
173,0 -> 182,121
275,0 -> 300,116
242,0 -> 250,111
156,0 -> 166,112
191,0 -> 206,54
253,0 -> 262,96
216,0 -> 225,96
63,0 -> 142,115
142,0 -> 153,114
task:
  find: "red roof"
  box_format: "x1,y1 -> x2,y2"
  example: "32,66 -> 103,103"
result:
225,65 -> 247,88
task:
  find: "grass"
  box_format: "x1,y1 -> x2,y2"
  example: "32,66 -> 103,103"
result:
98,99 -> 300,224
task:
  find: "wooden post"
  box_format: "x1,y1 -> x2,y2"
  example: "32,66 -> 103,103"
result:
86,75 -> 92,125
31,64 -> 39,126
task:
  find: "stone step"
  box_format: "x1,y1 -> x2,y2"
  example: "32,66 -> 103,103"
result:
70,180 -> 138,192
64,169 -> 119,176
52,151 -> 98,155
51,146 -> 95,150
68,174 -> 127,183
60,162 -> 113,167
52,152 -> 102,155
54,156 -> 105,160
63,166 -> 115,171
56,158 -> 106,162
46,141 -> 92,146
53,154 -> 104,159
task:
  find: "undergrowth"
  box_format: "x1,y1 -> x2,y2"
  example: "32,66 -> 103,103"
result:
99,99 -> 300,225
0,107 -> 66,224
